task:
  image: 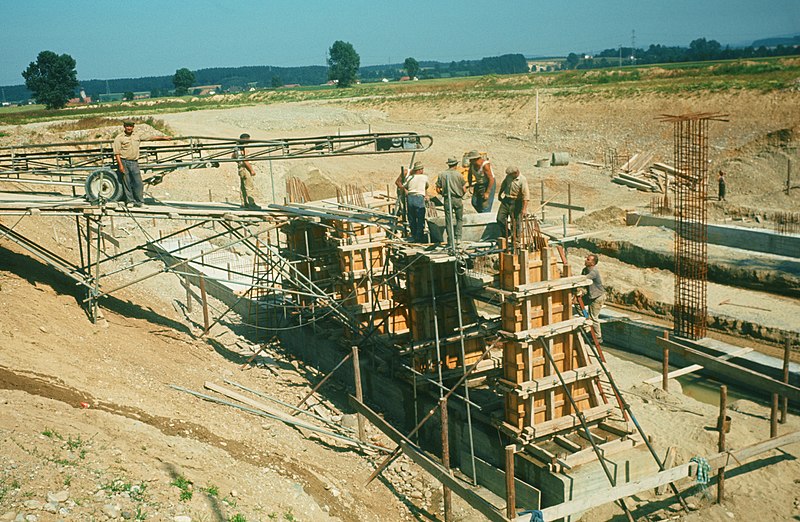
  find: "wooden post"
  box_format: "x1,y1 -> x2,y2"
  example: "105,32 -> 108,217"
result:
662,330 -> 670,392
770,392 -> 779,438
440,398 -> 452,521
352,346 -> 365,442
787,159 -> 792,195
199,276 -> 210,335
184,273 -> 192,313
208,188 -> 213,202
717,385 -> 727,504
505,445 -> 516,519
780,337 -> 790,423
540,180 -> 545,221
567,183 -> 573,224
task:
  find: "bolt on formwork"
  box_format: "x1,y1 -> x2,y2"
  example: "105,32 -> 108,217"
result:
659,112 -> 728,339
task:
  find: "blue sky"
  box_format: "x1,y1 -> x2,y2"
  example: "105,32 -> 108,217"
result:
1,0 -> 798,86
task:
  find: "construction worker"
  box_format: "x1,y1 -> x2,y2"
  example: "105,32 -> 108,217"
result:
496,165 -> 529,239
400,162 -> 429,242
581,254 -> 606,344
436,157 -> 466,246
233,133 -> 259,209
113,120 -> 172,207
467,150 -> 495,214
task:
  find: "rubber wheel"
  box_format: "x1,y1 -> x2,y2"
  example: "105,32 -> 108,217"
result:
85,169 -> 123,202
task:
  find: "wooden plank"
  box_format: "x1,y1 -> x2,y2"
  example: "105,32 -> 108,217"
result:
512,364 -> 602,397
534,430 -> 800,522
500,317 -> 586,341
656,338 -> 800,403
705,430 -> 800,469
507,276 -> 589,299
560,436 -> 638,469
398,440 -> 507,522
530,463 -> 695,522
643,347 -> 753,385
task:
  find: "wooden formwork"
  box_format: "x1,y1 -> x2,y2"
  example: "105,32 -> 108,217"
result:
498,245 -> 614,442
337,240 -> 388,273
329,219 -> 385,242
402,253 -> 487,373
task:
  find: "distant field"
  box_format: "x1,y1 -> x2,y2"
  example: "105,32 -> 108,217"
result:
2,56 -> 797,126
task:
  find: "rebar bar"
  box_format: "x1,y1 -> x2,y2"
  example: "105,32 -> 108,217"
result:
660,112 -> 727,340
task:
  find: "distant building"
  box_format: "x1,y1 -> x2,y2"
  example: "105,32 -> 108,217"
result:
189,84 -> 222,96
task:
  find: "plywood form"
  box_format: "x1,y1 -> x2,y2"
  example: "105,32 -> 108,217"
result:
500,244 -> 611,438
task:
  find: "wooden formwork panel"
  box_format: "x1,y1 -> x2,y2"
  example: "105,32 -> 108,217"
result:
346,305 -> 408,337
409,298 -> 478,341
502,332 -> 604,433
499,247 -> 561,291
412,337 -> 485,373
406,262 -> 457,298
500,292 -> 570,332
329,219 -> 384,240
338,244 -> 387,273
337,279 -> 392,307
283,223 -> 329,253
442,337 -> 485,370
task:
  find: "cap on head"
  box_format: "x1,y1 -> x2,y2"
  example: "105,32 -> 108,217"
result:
466,150 -> 481,160
446,157 -> 459,167
505,165 -> 520,175
123,121 -> 135,127
239,133 -> 251,140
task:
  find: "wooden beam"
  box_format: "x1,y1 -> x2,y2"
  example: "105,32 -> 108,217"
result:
500,317 -> 586,341
656,338 -> 800,403
531,430 -> 800,522
511,364 -> 602,397
643,347 -> 753,385
532,463 -> 695,521
348,396 -> 506,521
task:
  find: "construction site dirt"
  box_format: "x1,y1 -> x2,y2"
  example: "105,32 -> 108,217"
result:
1,86 -> 799,522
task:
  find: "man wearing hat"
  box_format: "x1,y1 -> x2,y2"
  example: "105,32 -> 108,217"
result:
496,165 -> 530,240
401,161 -> 429,242
466,150 -> 495,214
113,120 -> 172,207
232,133 -> 259,209
436,157 -> 466,246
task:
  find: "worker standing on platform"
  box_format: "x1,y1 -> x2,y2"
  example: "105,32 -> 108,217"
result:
581,254 -> 606,344
401,162 -> 429,243
113,121 -> 171,207
233,133 -> 260,209
467,150 -> 495,214
496,165 -> 529,239
436,157 -> 466,247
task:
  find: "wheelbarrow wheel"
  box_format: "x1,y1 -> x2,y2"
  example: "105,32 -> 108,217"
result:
85,169 -> 123,202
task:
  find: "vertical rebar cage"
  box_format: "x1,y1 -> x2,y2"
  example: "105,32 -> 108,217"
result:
660,112 -> 727,340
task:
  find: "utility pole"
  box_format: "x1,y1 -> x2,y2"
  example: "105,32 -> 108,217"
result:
631,30 -> 636,63
618,45 -> 622,68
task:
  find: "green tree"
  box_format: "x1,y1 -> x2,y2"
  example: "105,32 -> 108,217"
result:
123,91 -> 134,101
173,68 -> 195,95
403,57 -> 420,78
565,53 -> 580,69
271,75 -> 283,88
21,50 -> 79,109
327,41 -> 360,88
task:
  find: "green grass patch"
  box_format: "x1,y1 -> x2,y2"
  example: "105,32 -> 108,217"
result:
170,474 -> 193,502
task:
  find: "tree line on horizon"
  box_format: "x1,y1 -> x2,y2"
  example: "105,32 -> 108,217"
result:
8,35 -> 800,108
564,37 -> 800,69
